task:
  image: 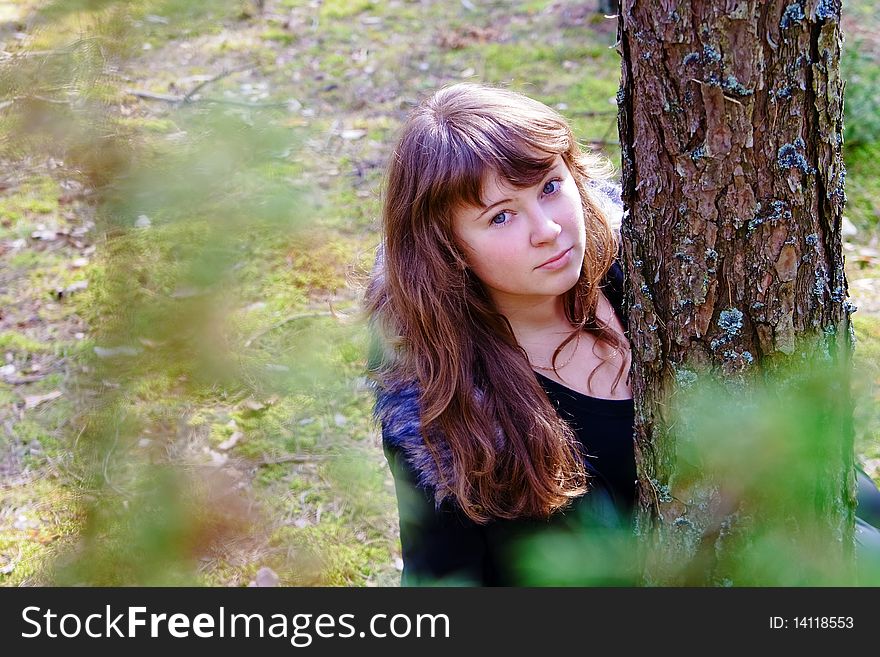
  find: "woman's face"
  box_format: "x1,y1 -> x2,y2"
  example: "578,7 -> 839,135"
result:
451,155 -> 586,311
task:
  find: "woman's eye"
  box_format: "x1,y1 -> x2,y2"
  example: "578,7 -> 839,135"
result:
490,211 -> 510,226
543,179 -> 561,195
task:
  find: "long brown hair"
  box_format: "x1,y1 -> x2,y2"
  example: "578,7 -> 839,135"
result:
365,83 -> 627,523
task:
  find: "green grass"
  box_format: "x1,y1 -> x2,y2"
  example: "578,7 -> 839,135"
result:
0,176 -> 61,232
319,0 -> 376,21
0,331 -> 51,353
0,479 -> 84,586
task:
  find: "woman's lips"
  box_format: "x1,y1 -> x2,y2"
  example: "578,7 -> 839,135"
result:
536,247 -> 572,269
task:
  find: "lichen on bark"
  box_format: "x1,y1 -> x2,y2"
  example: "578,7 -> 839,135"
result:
617,0 -> 855,585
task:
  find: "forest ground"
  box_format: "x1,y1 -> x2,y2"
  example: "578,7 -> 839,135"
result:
1,0 -> 879,586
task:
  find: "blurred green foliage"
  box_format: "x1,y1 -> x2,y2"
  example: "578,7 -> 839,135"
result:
653,339 -> 876,586
0,0 -> 383,585
511,343 -> 877,587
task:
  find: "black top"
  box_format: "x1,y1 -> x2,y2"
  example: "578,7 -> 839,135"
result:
535,373 -> 637,511
383,385 -> 636,586
382,262 -> 637,586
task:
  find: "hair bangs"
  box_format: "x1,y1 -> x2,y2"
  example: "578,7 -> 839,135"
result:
435,120 -> 568,216
485,129 -> 561,190
426,130 -> 486,214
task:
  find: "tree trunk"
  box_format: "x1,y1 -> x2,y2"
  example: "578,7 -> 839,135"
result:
616,0 -> 856,584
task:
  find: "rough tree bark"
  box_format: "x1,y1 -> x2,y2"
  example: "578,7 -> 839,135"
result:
615,0 -> 856,584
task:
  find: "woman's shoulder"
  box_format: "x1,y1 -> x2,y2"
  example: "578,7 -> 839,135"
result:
373,379 -> 421,447
372,378 -> 452,497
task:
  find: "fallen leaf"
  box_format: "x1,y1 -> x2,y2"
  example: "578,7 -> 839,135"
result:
253,566 -> 279,587
208,449 -> 228,466
217,431 -> 243,451
340,129 -> 366,140
31,229 -> 58,241
94,345 -> 142,358
169,286 -> 201,298
56,280 -> 88,298
14,513 -> 37,530
24,390 -> 62,409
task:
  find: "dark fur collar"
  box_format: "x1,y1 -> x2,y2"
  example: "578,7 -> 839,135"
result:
373,381 -> 454,502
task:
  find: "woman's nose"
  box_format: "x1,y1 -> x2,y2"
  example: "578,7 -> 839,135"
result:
530,207 -> 562,245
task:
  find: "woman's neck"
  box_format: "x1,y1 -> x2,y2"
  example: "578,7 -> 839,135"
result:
503,291 -> 623,357
497,295 -> 571,343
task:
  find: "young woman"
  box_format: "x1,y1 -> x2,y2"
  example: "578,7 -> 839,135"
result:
364,83 -> 636,585
364,83 -> 880,586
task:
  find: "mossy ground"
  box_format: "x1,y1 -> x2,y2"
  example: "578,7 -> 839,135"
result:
1,0 -> 878,587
